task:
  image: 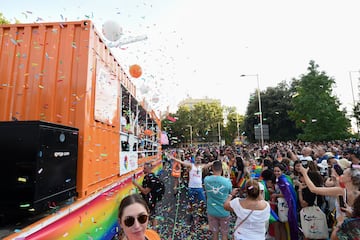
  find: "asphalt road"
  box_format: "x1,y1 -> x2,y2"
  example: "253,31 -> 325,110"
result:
154,162 -> 236,240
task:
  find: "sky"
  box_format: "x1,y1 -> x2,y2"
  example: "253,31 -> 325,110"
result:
2,0 -> 360,122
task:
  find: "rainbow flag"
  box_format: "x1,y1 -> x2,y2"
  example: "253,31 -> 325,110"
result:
237,177 -> 247,189
253,165 -> 262,177
277,174 -> 298,240
260,180 -> 270,201
269,208 -> 279,223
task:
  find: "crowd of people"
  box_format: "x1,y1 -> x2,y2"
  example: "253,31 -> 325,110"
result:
118,140 -> 360,240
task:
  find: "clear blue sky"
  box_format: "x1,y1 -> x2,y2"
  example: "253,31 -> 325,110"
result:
2,0 -> 360,129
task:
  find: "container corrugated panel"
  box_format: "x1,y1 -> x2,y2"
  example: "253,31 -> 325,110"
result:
0,20 -> 131,198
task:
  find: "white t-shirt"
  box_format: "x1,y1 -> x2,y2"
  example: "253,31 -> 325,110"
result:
188,164 -> 203,188
120,116 -> 127,126
230,198 -> 270,240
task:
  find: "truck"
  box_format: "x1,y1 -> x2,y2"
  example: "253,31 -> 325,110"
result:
0,20 -> 162,239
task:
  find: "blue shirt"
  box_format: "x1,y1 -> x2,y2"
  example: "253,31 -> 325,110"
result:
204,175 -> 232,218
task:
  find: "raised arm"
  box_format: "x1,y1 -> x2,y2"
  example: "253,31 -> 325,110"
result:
299,165 -> 343,196
169,155 -> 192,168
202,161 -> 214,169
223,188 -> 239,211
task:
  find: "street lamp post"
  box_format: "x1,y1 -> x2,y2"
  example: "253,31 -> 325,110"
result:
240,74 -> 264,147
187,125 -> 193,146
236,114 -> 240,139
349,70 -> 360,134
218,122 -> 221,146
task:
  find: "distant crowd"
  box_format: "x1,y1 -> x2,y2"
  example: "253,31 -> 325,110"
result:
119,140 -> 360,240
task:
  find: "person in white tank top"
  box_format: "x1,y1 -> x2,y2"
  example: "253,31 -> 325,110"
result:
169,154 -> 214,223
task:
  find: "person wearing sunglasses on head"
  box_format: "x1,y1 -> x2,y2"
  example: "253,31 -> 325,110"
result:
118,194 -> 160,240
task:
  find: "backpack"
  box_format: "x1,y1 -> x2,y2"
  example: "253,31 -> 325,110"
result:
152,175 -> 165,202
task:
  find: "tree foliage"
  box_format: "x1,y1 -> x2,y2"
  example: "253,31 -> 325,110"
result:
223,107 -> 244,144
353,103 -> 360,134
162,102 -> 224,146
163,61 -> 352,146
261,82 -> 300,141
289,60 -> 351,141
243,81 -> 299,142
0,13 -> 10,25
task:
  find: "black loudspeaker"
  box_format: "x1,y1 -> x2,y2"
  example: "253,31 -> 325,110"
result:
0,121 -> 78,220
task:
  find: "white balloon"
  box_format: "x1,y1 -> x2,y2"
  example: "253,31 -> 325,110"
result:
140,84 -> 150,94
102,20 -> 123,42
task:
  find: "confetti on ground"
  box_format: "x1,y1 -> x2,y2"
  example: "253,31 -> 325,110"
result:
152,164 -> 236,240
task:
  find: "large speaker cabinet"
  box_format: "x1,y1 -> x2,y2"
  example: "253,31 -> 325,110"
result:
0,121 -> 78,219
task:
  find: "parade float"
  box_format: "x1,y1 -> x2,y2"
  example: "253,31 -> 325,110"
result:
0,20 -> 162,239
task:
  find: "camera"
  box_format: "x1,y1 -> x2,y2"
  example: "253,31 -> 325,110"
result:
301,159 -> 308,168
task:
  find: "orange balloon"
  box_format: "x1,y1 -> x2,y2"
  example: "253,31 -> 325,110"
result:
144,129 -> 153,136
129,64 -> 142,78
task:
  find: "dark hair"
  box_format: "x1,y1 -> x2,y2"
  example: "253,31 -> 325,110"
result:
245,179 -> 260,199
144,162 -> 152,168
261,169 -> 275,182
353,194 -> 360,217
212,160 -> 222,172
293,160 -> 301,176
307,171 -> 324,187
236,156 -> 244,172
273,163 -> 286,172
307,161 -> 319,172
118,194 -> 149,221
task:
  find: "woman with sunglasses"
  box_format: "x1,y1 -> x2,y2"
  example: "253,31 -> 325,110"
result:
118,194 -> 160,240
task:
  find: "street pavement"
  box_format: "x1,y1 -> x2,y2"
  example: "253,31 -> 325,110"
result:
154,162 -> 236,240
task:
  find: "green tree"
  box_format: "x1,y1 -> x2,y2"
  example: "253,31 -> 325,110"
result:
0,13 -> 10,24
162,102 -> 224,146
261,82 -> 300,141
243,81 -> 300,143
191,102 -> 223,143
353,103 -> 360,135
289,60 -> 351,141
243,91 -> 259,143
223,108 -> 244,145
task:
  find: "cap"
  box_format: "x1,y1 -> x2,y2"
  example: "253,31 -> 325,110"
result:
258,182 -> 265,191
324,152 -> 335,159
338,158 -> 351,170
317,159 -> 328,169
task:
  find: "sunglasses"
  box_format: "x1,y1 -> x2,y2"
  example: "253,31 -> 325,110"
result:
124,214 -> 148,227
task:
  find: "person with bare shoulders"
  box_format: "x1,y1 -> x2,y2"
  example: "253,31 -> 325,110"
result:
224,179 -> 270,240
299,164 -> 360,225
331,194 -> 360,239
168,153 -> 214,224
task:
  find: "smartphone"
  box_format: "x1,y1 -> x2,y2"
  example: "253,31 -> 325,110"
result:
333,164 -> 343,176
301,160 -> 308,168
338,195 -> 346,211
328,166 -> 332,177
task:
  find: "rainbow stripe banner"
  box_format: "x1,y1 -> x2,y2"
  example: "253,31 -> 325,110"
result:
269,208 -> 279,223
277,174 -> 298,240
6,161 -> 163,240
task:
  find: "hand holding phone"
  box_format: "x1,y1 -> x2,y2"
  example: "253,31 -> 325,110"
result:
338,195 -> 346,211
333,164 -> 343,176
301,160 -> 308,168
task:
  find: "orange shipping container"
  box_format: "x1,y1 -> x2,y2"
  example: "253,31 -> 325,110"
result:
0,20 -> 138,199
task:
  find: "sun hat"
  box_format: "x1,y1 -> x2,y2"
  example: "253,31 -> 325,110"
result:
338,158 -> 351,170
